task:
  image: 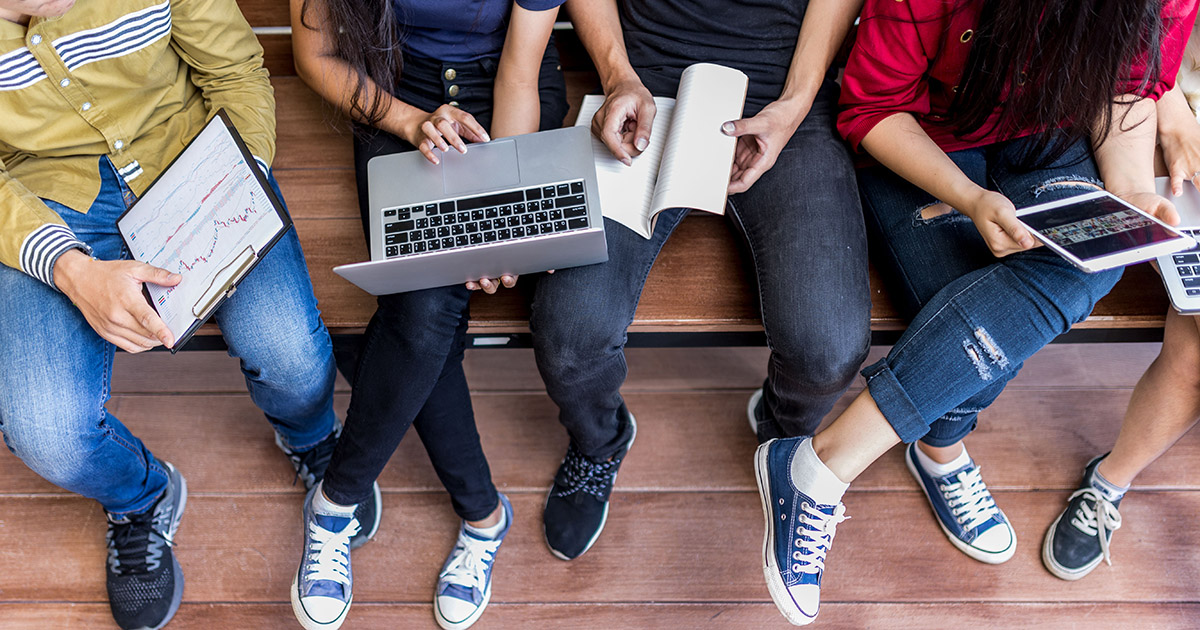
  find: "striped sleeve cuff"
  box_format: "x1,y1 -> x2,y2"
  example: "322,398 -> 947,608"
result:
19,224 -> 91,289
252,155 -> 270,176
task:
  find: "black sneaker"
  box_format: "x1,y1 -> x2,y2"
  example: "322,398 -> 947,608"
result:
1042,456 -> 1124,580
106,462 -> 187,630
543,413 -> 637,560
277,424 -> 382,550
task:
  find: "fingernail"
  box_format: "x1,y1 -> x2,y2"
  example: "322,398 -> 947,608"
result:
721,121 -> 735,135
622,157 -> 632,166
635,137 -> 648,151
482,132 -> 492,142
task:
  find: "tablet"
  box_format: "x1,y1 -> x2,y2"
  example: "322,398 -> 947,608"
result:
1015,190 -> 1194,272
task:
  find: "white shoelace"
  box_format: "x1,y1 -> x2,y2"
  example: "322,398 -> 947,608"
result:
1068,487 -> 1123,565
305,518 -> 360,587
790,503 -> 848,575
441,531 -> 502,592
939,466 -> 999,531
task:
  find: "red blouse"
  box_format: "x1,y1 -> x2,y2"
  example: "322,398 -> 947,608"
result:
837,0 -> 1200,154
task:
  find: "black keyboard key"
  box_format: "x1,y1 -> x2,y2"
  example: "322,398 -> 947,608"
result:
555,194 -> 586,208
416,218 -> 429,229
424,203 -> 437,213
399,244 -> 412,255
540,199 -> 554,210
442,237 -> 455,248
1189,289 -> 1200,296
480,220 -> 493,231
471,210 -> 485,221
568,217 -> 589,229
1193,265 -> 1200,276
500,205 -> 512,216
513,226 -> 525,238
506,216 -> 520,227
525,188 -> 542,200
439,201 -> 454,213
384,208 -> 397,218
408,230 -> 421,241
1183,277 -> 1200,288
458,190 -> 525,211
399,209 -> 411,220
470,233 -> 483,245
445,213 -> 457,225
458,212 -> 470,222
386,220 -> 413,234
386,245 -> 398,257
423,228 -> 436,240
452,225 -> 465,235
437,226 -> 450,238
385,233 -> 407,245
542,186 -> 556,198
413,241 -> 427,253
429,240 -> 441,251
563,206 -> 587,219
466,223 -> 479,233
570,181 -> 584,194
514,202 -> 527,213
527,224 -> 540,235
550,209 -> 563,221
431,215 -> 444,226
1175,254 -> 1200,264
554,220 -> 568,232
521,215 -> 535,225
484,231 -> 498,243
456,235 -> 469,246
485,208 -> 499,219
498,228 -> 511,240
535,212 -> 549,223
1179,266 -> 1193,277
557,184 -> 570,196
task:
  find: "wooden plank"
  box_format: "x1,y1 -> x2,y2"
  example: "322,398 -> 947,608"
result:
1,386 -> 1196,496
259,33 -> 295,77
8,602 -> 1200,630
2,492 -> 1199,604
238,0 -> 288,27
271,78 -> 353,173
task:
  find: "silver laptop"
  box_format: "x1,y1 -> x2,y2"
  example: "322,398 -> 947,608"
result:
1156,177 -> 1200,314
334,126 -> 607,295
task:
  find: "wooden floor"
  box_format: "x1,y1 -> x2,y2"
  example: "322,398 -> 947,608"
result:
4,344 -> 1200,629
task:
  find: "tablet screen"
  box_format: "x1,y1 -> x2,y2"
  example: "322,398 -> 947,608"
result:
1020,196 -> 1178,261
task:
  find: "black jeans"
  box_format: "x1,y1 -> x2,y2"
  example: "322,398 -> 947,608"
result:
530,80 -> 872,457
321,43 -> 568,520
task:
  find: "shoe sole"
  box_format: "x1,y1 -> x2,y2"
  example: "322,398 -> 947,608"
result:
291,571 -> 352,630
544,415 -> 637,561
433,579 -> 492,630
754,441 -> 818,626
1041,510 -> 1102,581
903,448 -> 1016,565
136,463 -> 188,630
349,482 -> 383,550
747,389 -> 763,438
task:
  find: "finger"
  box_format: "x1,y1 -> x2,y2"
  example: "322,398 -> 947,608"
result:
479,277 -> 496,294
728,164 -> 765,195
998,214 -> 1035,250
455,111 -> 491,143
130,263 -> 181,287
631,102 -> 656,155
134,302 -> 174,348
107,318 -> 161,352
500,274 -> 517,288
419,139 -> 441,165
109,331 -> 157,354
465,281 -> 480,291
595,114 -> 633,166
1155,197 -> 1181,226
547,269 -> 555,274
436,118 -> 467,153
1171,169 -> 1185,197
421,121 -> 450,152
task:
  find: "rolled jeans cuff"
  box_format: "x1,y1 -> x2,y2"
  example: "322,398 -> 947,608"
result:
861,357 -> 928,445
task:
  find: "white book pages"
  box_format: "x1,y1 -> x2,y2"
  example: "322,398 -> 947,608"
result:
574,94 -> 676,238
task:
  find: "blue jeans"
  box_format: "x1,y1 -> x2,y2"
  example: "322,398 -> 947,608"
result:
530,81 -> 872,458
0,158 -> 337,515
858,135 -> 1121,446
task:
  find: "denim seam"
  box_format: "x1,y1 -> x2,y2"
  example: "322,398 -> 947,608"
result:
890,265 -> 1005,360
725,197 -> 779,352
859,182 -> 928,318
617,210 -> 691,336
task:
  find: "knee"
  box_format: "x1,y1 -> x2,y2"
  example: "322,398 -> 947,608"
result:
772,332 -> 869,395
532,308 -> 625,383
373,287 -> 470,353
239,326 -> 336,407
0,395 -> 106,489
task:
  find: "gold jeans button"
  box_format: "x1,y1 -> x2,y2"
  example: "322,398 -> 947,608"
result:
448,84 -> 460,97
444,68 -> 457,81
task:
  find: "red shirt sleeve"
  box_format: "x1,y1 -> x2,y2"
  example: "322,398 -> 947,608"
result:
837,0 -> 941,152
1122,0 -> 1200,99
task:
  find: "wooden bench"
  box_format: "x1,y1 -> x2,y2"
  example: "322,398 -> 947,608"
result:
198,1 -> 1172,349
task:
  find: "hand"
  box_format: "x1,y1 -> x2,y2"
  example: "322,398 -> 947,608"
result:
722,99 -> 810,194
961,189 -> 1036,257
591,77 -> 656,166
1159,119 -> 1200,197
402,104 -> 490,165
54,250 -> 180,352
1111,190 -> 1180,226
465,274 -> 518,294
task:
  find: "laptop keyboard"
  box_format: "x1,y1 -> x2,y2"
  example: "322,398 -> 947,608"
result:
380,179 -> 590,258
1171,228 -> 1200,297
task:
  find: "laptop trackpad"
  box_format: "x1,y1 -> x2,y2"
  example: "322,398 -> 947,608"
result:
442,139 -> 520,196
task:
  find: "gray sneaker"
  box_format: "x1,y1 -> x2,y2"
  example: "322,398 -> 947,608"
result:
292,486 -> 359,630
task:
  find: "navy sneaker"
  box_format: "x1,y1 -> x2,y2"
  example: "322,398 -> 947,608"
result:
1042,456 -> 1123,580
543,411 -> 636,560
754,438 -> 847,626
106,461 -> 187,630
277,424 -> 381,550
905,443 -> 1015,564
434,494 -> 514,629
292,486 -> 359,630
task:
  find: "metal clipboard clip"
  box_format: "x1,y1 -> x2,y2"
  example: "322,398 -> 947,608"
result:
191,245 -> 257,320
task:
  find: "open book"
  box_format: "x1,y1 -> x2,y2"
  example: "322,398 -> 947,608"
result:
574,63 -> 749,238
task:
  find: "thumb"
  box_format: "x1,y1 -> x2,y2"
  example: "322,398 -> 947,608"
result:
722,117 -> 765,138
998,213 -> 1035,250
131,263 -> 181,287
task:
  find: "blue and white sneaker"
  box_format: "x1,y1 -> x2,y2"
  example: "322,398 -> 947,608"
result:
905,443 -> 1015,564
292,487 -> 360,630
434,494 -> 514,630
754,439 -> 848,626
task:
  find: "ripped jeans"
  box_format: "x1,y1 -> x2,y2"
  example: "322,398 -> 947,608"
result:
857,135 -> 1121,446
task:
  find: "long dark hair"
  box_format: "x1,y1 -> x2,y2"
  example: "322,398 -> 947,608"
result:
950,0 -> 1165,165
300,0 -> 402,127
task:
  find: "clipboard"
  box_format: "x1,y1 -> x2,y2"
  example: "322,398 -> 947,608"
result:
116,109 -> 293,353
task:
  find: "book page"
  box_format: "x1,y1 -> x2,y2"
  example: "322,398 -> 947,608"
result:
574,94 -> 676,238
118,117 -> 285,342
649,63 -> 749,216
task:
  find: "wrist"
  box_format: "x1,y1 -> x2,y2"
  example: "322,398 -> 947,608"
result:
53,248 -> 91,296
601,67 -> 644,98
